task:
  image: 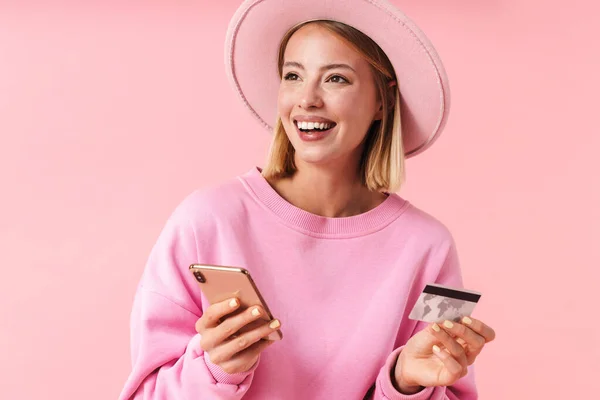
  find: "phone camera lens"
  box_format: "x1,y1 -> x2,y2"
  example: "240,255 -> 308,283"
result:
193,271 -> 206,283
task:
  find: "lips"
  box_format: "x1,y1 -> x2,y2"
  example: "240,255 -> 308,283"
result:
294,122 -> 336,142
289,115 -> 337,142
292,115 -> 336,124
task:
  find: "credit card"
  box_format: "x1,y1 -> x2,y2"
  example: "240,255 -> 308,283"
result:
409,283 -> 482,323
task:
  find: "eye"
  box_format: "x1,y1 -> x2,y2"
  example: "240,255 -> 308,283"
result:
283,72 -> 299,81
328,75 -> 349,84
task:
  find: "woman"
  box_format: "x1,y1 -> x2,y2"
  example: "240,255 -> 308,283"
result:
119,0 -> 495,399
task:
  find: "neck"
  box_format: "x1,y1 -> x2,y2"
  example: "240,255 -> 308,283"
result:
266,157 -> 387,218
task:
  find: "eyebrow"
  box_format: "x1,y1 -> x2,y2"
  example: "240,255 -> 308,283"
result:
283,61 -> 356,73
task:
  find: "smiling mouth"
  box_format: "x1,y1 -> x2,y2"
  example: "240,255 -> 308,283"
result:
294,120 -> 337,133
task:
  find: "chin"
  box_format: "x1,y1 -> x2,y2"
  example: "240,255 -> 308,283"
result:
294,148 -> 337,166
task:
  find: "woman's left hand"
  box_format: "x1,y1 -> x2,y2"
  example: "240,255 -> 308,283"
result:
393,317 -> 496,394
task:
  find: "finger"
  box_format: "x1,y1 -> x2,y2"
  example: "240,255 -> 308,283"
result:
461,317 -> 496,343
432,345 -> 466,384
217,339 -> 274,375
435,343 -> 468,366
431,323 -> 468,367
214,305 -> 269,342
196,297 -> 240,333
201,305 -> 265,351
440,320 -> 485,356
208,319 -> 281,366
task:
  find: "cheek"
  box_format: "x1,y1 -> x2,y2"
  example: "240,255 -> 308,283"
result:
335,92 -> 373,119
277,89 -> 295,116
336,99 -> 373,132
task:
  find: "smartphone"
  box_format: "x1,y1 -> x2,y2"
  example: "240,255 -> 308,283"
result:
189,264 -> 282,341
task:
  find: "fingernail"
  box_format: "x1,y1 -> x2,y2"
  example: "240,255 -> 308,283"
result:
462,316 -> 472,325
229,298 -> 238,308
432,323 -> 441,332
269,319 -> 280,329
251,308 -> 261,316
443,320 -> 454,329
432,345 -> 441,353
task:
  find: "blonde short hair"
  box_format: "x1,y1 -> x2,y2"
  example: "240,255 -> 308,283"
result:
262,20 -> 405,193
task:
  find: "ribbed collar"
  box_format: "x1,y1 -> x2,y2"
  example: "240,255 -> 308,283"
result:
238,167 -> 410,238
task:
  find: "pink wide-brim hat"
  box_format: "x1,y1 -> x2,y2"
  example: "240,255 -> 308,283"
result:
225,0 -> 451,158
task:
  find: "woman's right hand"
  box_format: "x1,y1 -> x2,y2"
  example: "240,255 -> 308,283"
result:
195,297 -> 281,374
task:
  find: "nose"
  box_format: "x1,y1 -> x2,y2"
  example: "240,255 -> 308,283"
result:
299,83 -> 323,109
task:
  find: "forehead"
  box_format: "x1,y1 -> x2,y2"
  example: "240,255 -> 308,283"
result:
284,24 -> 364,66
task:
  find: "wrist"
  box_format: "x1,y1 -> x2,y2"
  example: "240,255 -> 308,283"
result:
395,379 -> 423,395
392,353 -> 424,395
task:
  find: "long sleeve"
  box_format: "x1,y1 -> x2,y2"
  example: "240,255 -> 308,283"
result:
372,237 -> 479,400
118,195 -> 256,400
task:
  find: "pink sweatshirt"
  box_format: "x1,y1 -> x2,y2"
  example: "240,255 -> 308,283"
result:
119,167 -> 478,400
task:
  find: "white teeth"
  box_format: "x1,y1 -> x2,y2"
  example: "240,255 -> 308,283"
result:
295,120 -> 333,130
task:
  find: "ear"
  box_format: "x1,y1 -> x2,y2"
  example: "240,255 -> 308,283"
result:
374,80 -> 398,121
374,105 -> 384,121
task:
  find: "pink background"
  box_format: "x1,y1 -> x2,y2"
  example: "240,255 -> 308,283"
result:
1,1 -> 598,399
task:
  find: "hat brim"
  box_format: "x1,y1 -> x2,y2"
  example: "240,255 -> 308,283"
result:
225,0 -> 451,158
